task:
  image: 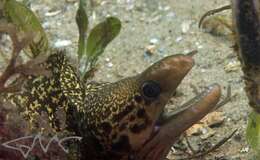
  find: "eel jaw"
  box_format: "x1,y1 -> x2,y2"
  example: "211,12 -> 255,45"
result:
136,84 -> 221,160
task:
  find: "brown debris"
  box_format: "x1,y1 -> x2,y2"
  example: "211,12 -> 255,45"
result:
186,111 -> 225,137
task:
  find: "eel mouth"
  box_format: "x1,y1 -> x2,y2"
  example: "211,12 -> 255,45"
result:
131,52 -> 221,160
157,83 -> 221,134
136,84 -> 221,160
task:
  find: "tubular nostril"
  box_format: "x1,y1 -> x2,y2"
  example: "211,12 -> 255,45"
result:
186,50 -> 198,57
182,55 -> 195,66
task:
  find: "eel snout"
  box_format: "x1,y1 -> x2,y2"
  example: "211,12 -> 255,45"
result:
139,54 -> 194,95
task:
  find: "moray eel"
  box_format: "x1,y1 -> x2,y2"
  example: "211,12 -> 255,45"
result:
2,51 -> 221,160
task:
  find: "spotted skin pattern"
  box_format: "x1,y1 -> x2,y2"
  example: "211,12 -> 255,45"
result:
84,79 -> 152,155
5,51 -> 85,131
3,51 -> 170,159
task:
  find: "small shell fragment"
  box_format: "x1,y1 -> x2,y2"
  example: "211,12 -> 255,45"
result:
181,21 -> 192,33
45,10 -> 62,17
107,62 -> 113,68
224,60 -> 241,72
150,38 -> 159,44
54,40 -> 72,48
201,111 -> 225,127
145,45 -> 156,56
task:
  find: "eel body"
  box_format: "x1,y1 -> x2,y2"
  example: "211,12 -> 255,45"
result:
2,51 -> 221,160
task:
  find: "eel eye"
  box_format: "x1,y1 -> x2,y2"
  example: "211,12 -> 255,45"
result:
142,81 -> 161,99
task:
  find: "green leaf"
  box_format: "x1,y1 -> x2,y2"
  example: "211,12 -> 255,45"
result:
76,0 -> 88,59
247,111 -> 260,152
4,0 -> 48,57
86,17 -> 121,62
